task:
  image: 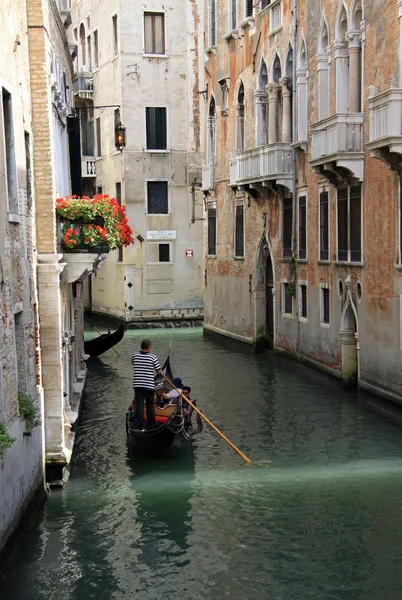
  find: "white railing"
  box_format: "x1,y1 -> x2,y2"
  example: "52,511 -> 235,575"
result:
368,88 -> 402,143
311,113 -> 364,161
72,72 -> 94,96
81,157 -> 96,177
201,164 -> 215,191
230,143 -> 292,186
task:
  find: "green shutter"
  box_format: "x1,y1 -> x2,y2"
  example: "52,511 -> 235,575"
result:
232,0 -> 236,29
211,0 -> 216,46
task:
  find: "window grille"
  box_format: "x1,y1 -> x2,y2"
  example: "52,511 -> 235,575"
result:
319,191 -> 329,260
208,208 -> 216,255
147,181 -> 168,214
146,107 -> 167,150
298,195 -> 307,259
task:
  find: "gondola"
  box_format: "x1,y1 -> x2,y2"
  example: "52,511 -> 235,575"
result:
126,356 -> 202,458
84,321 -> 125,357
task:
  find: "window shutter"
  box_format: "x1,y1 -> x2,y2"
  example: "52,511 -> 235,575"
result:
147,181 -> 168,214
319,191 -> 329,260
146,107 -> 167,150
211,0 -> 216,46
350,185 -> 361,262
232,0 -> 236,29
208,208 -> 216,255
246,0 -> 253,18
298,195 -> 307,260
282,198 -> 292,258
337,188 -> 347,261
235,205 -> 244,257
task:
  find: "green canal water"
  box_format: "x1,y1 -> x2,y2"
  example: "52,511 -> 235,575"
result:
3,328 -> 402,600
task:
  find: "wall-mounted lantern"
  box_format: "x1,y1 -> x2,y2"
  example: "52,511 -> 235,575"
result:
115,122 -> 126,151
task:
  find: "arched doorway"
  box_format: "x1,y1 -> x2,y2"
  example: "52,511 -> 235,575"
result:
266,253 -> 274,348
254,237 -> 275,349
340,282 -> 359,388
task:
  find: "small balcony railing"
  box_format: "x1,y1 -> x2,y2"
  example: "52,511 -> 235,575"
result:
367,87 -> 402,150
201,164 -> 215,192
230,142 -> 293,189
81,157 -> 96,177
310,113 -> 364,182
72,72 -> 94,100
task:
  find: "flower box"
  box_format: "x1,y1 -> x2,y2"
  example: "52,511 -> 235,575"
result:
56,194 -> 134,251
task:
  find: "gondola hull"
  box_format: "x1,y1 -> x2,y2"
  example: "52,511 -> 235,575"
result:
84,322 -> 124,357
126,414 -> 192,459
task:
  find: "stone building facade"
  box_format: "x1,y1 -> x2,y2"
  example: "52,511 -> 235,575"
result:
70,0 -> 205,325
0,0 -> 45,558
202,0 -> 402,406
1,0 -> 102,558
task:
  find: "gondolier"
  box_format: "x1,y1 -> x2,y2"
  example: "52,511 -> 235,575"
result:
132,339 -> 162,430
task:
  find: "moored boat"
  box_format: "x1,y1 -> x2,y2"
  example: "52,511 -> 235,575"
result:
126,356 -> 202,458
84,321 -> 125,357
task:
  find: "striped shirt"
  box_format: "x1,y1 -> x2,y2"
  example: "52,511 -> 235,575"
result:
132,351 -> 161,390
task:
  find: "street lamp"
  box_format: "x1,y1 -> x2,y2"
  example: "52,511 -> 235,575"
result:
115,122 -> 126,151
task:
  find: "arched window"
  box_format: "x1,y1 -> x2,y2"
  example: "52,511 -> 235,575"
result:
282,46 -> 294,142
236,83 -> 245,152
317,19 -> 329,120
349,0 -> 363,112
80,23 -> 86,69
335,3 -> 349,112
255,61 -> 268,146
268,54 -> 281,143
297,38 -> 308,142
207,97 -> 216,164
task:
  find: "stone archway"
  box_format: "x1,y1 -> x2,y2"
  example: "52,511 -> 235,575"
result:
254,235 -> 275,348
340,277 -> 359,388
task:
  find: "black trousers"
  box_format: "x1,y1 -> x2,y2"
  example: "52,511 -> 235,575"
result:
134,387 -> 155,429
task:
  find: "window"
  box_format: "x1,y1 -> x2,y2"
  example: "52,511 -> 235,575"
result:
210,0 -> 216,46
235,204 -> 244,257
2,88 -> 18,214
282,197 -> 292,258
95,117 -> 101,157
282,283 -> 293,315
208,207 -> 216,255
116,182 -> 123,262
79,23 -> 86,68
25,132 -> 32,210
321,287 -> 330,324
81,108 -> 94,156
147,181 -> 168,214
270,1 -> 282,31
230,0 -> 236,30
144,12 -> 165,54
300,284 -> 307,319
298,195 -> 306,259
159,243 -> 170,262
96,185 -> 102,195
261,0 -> 270,9
93,30 -> 99,68
319,191 -> 329,261
236,84 -> 245,152
112,15 -> 118,56
245,0 -> 253,18
87,35 -> 92,70
146,107 -> 167,150
400,182 -> 402,264
337,185 -> 362,262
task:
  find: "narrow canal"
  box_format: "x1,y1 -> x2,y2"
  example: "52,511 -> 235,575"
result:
3,328 -> 402,600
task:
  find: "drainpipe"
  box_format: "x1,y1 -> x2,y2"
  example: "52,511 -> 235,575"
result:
291,0 -> 297,253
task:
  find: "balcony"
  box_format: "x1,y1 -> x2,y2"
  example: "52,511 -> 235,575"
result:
201,164 -> 215,192
81,157 -> 96,178
367,86 -> 402,171
229,142 -> 293,192
310,113 -> 364,183
72,71 -> 94,101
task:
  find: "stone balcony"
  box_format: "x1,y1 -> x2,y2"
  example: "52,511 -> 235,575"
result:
81,157 -> 96,178
201,164 -> 215,192
229,142 -> 293,192
310,113 -> 364,183
366,86 -> 402,171
72,71 -> 94,101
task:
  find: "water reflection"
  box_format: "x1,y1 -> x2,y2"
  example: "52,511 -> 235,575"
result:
3,328 -> 402,600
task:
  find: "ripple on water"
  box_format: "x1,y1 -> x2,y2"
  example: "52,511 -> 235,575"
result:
3,328 -> 402,600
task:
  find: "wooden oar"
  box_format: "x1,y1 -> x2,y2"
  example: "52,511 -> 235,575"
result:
84,318 -> 121,356
162,374 -> 252,464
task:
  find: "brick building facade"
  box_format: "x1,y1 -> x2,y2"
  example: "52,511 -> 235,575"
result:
202,0 -> 402,405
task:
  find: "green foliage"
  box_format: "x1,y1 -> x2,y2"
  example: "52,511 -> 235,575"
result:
286,252 -> 297,297
18,392 -> 41,431
0,422 -> 15,459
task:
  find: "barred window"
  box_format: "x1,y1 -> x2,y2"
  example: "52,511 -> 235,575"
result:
300,284 -> 307,319
283,197 -> 292,258
298,195 -> 307,260
147,181 -> 168,214
146,107 -> 167,150
337,185 -> 362,262
319,191 -> 329,261
208,208 -> 216,255
283,283 -> 293,314
159,244 -> 170,262
321,287 -> 330,324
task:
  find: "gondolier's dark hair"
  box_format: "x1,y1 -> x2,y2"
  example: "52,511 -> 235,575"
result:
141,339 -> 152,350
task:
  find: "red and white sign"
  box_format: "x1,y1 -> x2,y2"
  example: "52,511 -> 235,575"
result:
185,249 -> 194,258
